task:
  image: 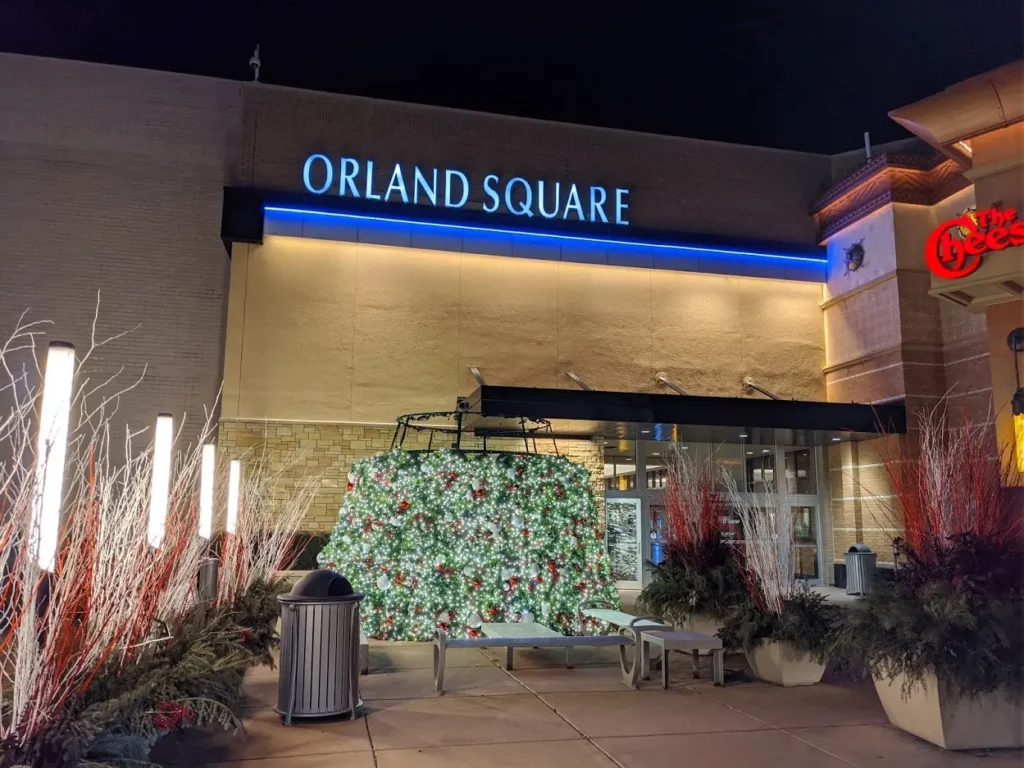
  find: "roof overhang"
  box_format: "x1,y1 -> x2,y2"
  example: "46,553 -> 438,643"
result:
463,385 -> 906,446
889,60 -> 1024,167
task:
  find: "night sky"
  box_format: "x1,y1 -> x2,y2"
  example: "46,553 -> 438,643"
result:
3,0 -> 1022,153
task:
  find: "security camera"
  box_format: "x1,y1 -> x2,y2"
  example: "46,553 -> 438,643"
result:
456,397 -> 471,413
249,45 -> 261,82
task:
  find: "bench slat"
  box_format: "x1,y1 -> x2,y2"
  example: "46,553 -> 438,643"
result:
481,622 -> 562,639
446,635 -> 631,649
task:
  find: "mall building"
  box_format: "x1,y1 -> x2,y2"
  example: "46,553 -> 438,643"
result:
1,53 -> 1020,587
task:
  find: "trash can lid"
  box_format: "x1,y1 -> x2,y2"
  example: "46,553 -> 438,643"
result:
279,569 -> 365,603
847,544 -> 873,553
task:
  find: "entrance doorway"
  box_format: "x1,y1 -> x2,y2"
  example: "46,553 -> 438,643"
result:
602,437 -> 827,588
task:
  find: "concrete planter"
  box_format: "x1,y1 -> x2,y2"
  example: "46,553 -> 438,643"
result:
874,670 -> 1024,750
745,641 -> 826,686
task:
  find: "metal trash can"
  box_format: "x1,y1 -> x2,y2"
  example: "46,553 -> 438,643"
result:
276,570 -> 365,725
845,544 -> 877,595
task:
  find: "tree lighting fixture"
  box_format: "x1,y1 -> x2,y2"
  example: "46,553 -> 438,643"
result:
147,414 -> 174,549
31,342 -> 76,571
199,444 -> 215,540
226,459 -> 241,534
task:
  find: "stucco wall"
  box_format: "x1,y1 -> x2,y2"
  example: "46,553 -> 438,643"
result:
221,235 -> 826,424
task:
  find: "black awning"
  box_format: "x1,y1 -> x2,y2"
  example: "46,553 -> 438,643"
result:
465,386 -> 905,443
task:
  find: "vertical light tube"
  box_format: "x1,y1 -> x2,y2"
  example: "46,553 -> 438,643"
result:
226,459 -> 241,534
199,444 -> 215,540
31,342 -> 76,571
147,413 -> 174,549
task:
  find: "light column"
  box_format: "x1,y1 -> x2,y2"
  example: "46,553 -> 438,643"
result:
147,414 -> 174,549
226,459 -> 241,534
198,444 -> 215,540
31,342 -> 76,571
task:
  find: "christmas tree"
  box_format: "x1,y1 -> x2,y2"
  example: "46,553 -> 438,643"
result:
319,449 -> 621,641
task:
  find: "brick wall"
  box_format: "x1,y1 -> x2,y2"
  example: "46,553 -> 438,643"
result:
239,84 -> 831,245
820,192 -> 995,575
0,53 -> 243,446
0,52 -> 833,455
217,418 -> 605,533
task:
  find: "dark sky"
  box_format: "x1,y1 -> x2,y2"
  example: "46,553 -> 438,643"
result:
3,0 -> 1022,153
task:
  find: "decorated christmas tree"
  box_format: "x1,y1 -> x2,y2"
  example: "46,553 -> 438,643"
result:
319,449 -> 621,640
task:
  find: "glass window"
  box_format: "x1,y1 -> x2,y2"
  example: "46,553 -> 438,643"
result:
603,440 -> 637,491
606,497 -> 642,581
784,448 -> 816,494
711,442 -> 745,491
745,445 -> 776,493
643,441 -> 670,489
649,504 -> 667,565
792,505 -> 819,579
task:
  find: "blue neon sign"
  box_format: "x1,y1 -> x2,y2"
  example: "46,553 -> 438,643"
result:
302,155 -> 631,226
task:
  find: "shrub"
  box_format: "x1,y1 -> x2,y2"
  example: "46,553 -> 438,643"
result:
836,535 -> 1024,699
637,540 -> 747,623
637,446 -> 747,624
719,589 -> 839,662
834,407 -> 1024,700
291,534 -> 330,571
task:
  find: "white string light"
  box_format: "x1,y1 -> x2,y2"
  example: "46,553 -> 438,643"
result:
31,342 -> 76,571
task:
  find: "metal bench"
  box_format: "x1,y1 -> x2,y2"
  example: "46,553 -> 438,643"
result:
641,630 -> 724,688
579,605 -> 672,680
432,623 -> 638,695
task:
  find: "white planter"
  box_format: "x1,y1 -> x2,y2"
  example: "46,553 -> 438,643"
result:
745,641 -> 825,686
874,670 -> 1024,750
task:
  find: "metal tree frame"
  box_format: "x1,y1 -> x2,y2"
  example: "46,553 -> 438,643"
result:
390,410 -> 559,455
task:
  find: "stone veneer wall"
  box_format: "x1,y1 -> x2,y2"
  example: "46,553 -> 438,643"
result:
217,419 -> 605,533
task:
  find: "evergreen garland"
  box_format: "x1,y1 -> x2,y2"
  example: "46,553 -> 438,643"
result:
319,449 -> 620,640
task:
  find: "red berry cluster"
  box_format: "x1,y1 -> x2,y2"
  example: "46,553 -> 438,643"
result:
151,701 -> 196,732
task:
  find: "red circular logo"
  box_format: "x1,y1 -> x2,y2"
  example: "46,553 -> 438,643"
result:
924,213 -> 985,280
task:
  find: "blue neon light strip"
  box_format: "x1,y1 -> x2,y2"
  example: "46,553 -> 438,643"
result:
263,205 -> 826,266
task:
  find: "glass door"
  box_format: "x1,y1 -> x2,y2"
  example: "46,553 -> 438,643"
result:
605,497 -> 643,588
790,504 -> 820,582
783,446 -> 824,585
604,440 -> 642,588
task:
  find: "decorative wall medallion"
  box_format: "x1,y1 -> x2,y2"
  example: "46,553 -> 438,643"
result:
844,240 -> 865,275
